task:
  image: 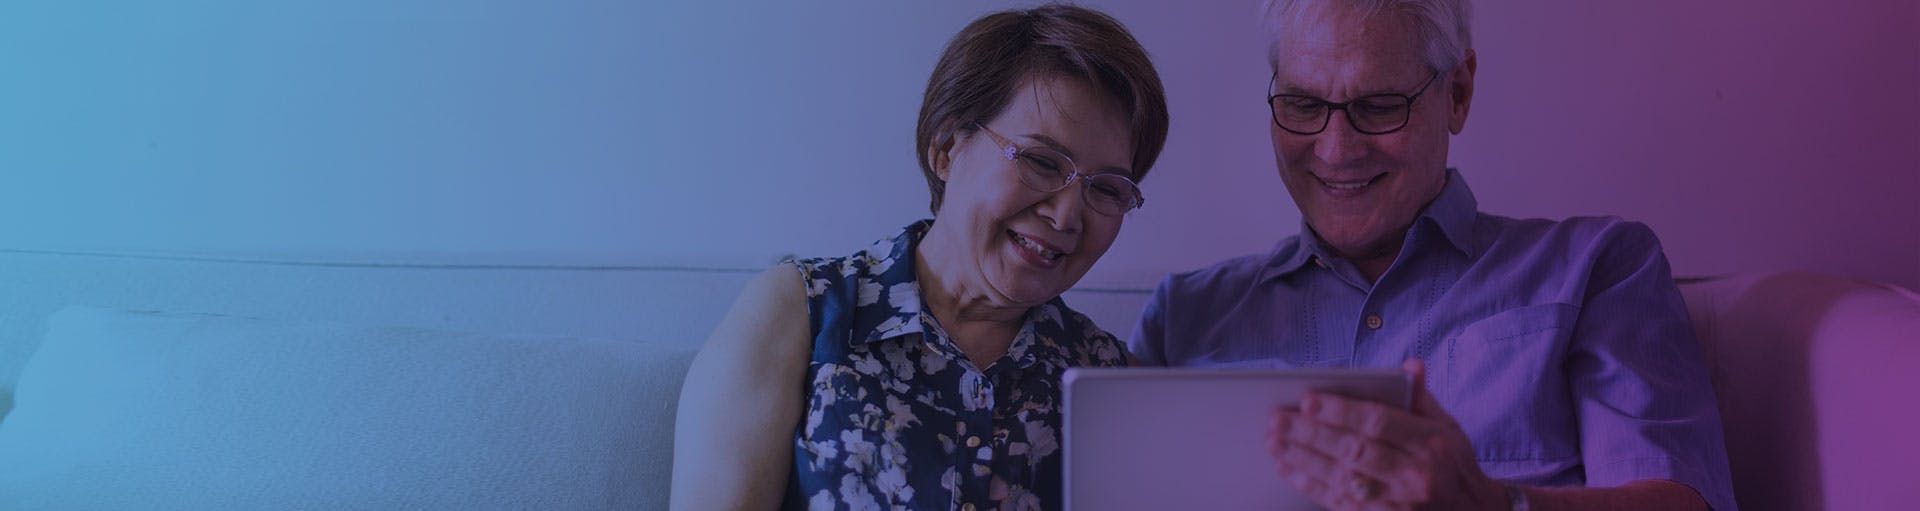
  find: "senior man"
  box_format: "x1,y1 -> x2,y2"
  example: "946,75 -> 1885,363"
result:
1130,1 -> 1736,510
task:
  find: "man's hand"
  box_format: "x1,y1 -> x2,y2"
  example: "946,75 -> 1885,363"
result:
1266,359 -> 1508,511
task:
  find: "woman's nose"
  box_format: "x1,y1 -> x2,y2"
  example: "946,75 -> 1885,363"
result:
1035,179 -> 1086,233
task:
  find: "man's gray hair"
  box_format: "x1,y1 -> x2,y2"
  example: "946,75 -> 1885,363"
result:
1262,0 -> 1473,72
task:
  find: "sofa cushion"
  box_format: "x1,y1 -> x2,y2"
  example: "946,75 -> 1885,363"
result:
0,306 -> 695,510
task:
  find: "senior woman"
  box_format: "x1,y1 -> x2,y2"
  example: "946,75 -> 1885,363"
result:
669,5 -> 1168,510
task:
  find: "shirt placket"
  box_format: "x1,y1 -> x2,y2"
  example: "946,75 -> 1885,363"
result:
1354,287 -> 1388,364
956,368 -> 996,511
1352,226 -> 1457,367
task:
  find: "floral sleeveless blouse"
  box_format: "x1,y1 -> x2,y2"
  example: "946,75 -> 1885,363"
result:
782,220 -> 1130,511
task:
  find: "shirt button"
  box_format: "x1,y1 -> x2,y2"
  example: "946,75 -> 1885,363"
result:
1365,314 -> 1384,330
966,435 -> 982,448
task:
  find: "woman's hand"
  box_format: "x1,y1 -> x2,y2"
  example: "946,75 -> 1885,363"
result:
1266,359 -> 1508,511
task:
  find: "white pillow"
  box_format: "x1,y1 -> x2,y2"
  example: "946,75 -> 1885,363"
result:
0,306 -> 695,510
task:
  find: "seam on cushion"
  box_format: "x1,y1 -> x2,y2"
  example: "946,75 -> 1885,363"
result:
1586,455 -> 1695,486
1586,456 -> 1730,511
1476,454 -> 1580,462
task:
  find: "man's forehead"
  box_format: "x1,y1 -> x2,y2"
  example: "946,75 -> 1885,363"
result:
1270,4 -> 1423,69
1270,12 -> 1426,93
1272,51 -> 1426,97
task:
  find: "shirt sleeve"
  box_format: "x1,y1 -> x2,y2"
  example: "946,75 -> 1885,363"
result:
1566,221 -> 1738,511
1127,277 -> 1173,367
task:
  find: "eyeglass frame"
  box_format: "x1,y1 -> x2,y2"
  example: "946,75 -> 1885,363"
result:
1266,70 -> 1441,135
970,122 -> 1146,215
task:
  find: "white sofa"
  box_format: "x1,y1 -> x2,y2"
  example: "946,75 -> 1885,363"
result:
1,249 -> 1914,510
0,249 -> 1147,510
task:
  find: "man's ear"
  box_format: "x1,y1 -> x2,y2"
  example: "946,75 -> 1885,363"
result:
1447,48 -> 1476,135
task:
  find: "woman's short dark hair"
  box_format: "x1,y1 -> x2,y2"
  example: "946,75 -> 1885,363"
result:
915,4 -> 1170,214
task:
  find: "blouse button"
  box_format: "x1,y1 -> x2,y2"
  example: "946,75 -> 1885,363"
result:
1365,314 -> 1384,330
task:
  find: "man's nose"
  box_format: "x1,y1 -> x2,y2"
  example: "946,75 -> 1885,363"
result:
1314,112 -> 1369,165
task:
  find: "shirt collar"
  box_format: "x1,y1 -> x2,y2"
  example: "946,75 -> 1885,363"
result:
1261,233 -> 1322,281
1423,167 -> 1479,258
1260,168 -> 1479,281
850,220 -> 931,345
849,220 -> 1067,372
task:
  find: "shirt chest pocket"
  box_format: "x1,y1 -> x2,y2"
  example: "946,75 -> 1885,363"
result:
1438,302 -> 1582,462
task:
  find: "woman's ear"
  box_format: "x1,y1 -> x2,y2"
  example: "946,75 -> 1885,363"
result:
926,130 -> 958,182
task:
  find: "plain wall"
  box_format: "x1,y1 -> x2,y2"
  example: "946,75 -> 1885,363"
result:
2,0 -> 1915,291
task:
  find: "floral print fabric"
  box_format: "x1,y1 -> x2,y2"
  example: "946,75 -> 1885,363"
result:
782,220 -> 1129,511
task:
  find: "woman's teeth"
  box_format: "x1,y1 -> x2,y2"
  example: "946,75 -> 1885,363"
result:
1012,232 -> 1062,260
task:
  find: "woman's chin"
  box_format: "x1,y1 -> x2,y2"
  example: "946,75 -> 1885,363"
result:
986,273 -> 1069,307
985,244 -> 1074,303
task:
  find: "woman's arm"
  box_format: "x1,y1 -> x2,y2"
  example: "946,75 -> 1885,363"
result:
669,265 -> 812,511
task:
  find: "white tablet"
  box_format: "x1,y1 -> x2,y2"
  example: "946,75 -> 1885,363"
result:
1062,367 -> 1412,510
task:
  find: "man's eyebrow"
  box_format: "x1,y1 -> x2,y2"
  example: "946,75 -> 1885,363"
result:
1277,84 -> 1322,96
1352,85 -> 1406,96
1276,84 -> 1404,99
1024,133 -> 1132,176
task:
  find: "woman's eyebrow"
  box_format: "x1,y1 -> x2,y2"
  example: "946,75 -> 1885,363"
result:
1022,133 -> 1077,159
1024,132 -> 1131,176
1029,131 -> 1128,175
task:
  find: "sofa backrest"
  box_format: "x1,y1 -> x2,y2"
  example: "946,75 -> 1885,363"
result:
1679,272 -> 1920,511
1,307 -> 701,510
0,249 -> 1153,423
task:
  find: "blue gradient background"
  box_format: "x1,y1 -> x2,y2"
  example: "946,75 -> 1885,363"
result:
4,0 -> 1916,287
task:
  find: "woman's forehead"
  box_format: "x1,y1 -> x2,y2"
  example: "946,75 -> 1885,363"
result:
990,77 -> 1134,170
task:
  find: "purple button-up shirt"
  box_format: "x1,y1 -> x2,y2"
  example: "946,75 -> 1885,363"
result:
1131,169 -> 1737,510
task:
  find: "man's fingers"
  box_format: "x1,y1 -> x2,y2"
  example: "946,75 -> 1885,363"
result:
1401,359 -> 1450,420
1277,409 -> 1408,482
1305,392 -> 1431,442
1274,417 -> 1342,473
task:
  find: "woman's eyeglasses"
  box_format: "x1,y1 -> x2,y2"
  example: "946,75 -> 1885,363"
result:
973,123 -> 1145,216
